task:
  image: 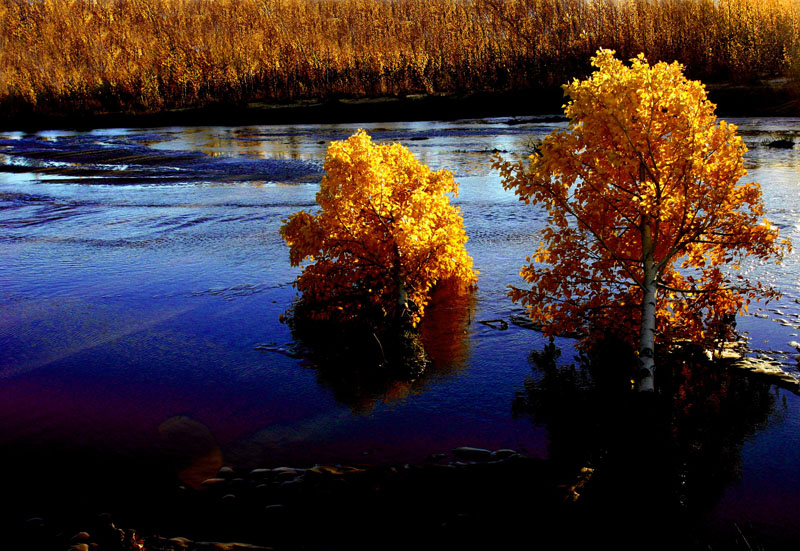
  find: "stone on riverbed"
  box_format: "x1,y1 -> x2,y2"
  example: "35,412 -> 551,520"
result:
705,340 -> 748,360
491,449 -> 519,460
271,467 -> 303,477
149,538 -> 274,550
201,477 -> 227,488
712,344 -> 800,392
307,464 -> 360,476
71,531 -> 91,542
729,357 -> 800,391
452,446 -> 493,461
185,542 -> 273,551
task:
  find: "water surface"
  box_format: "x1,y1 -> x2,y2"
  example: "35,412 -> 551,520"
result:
1,117 -> 800,542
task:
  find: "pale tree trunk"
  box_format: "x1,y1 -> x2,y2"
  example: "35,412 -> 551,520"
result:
637,222 -> 657,392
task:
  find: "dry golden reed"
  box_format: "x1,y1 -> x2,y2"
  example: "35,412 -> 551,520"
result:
1,0 -> 799,117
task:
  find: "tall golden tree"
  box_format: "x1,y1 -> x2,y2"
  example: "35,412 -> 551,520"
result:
281,130 -> 477,330
494,49 -> 790,391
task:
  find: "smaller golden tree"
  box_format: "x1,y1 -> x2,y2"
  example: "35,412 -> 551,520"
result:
281,130 -> 477,331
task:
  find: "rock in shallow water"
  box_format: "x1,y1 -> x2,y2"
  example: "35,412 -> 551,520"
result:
491,449 -> 518,459
201,477 -> 227,488
729,357 -> 800,391
452,446 -> 493,461
71,531 -> 91,542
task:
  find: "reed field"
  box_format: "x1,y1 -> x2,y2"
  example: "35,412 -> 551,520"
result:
1,0 -> 799,118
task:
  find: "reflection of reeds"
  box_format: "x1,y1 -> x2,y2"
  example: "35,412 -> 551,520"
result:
2,0 -> 799,118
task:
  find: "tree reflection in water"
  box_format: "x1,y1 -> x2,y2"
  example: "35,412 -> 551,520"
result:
290,282 -> 475,413
513,340 -> 782,548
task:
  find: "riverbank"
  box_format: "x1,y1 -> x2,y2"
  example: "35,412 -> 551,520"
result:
17,443 -> 713,551
1,89 -> 565,132
15,431 -> 794,551
15,448 -> 583,551
2,79 -> 799,133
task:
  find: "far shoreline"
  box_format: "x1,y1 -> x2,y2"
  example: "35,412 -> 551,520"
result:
2,79 -> 799,133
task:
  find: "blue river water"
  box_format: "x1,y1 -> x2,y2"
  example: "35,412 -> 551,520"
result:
1,117 -> 800,542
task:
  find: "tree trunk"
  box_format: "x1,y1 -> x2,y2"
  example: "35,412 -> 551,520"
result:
637,222 -> 657,392
393,244 -> 409,327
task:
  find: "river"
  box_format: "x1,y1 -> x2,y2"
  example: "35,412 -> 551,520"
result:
1,117 -> 800,545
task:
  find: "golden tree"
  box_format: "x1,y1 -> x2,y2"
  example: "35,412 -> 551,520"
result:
281,130 -> 477,330
494,49 -> 789,391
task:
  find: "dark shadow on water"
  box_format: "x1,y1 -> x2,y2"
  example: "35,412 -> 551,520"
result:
513,341 -> 780,549
287,284 -> 475,414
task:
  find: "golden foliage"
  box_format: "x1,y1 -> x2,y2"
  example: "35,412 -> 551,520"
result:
1,0 -> 799,117
281,130 -> 477,327
494,49 -> 791,350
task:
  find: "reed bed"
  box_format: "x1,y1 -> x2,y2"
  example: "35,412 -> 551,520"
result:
1,0 -> 799,118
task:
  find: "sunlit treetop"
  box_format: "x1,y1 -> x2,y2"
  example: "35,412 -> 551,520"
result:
281,130 -> 477,328
494,49 -> 790,380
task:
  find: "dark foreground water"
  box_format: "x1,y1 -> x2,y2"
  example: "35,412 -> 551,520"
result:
1,118 -> 800,546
